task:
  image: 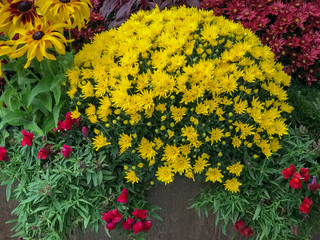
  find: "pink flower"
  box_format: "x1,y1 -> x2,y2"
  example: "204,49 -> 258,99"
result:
308,176 -> 320,192
82,126 -> 88,139
117,188 -> 128,203
60,145 -> 72,158
132,208 -> 147,220
21,130 -> 33,147
38,148 -> 50,160
0,147 -> 9,161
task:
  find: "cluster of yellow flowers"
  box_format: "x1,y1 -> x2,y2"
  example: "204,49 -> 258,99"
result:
0,0 -> 91,68
68,6 -> 293,194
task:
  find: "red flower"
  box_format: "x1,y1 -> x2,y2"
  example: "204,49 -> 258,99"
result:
117,188 -> 128,203
142,220 -> 152,232
300,168 -> 309,182
53,120 -> 65,132
0,147 -> 9,161
132,221 -> 144,234
299,197 -> 313,214
234,219 -> 245,231
37,148 -> 49,160
289,177 -> 302,189
60,145 -> 72,158
122,217 -> 135,230
240,226 -> 254,237
308,176 -> 320,192
132,208 -> 147,220
106,222 -> 116,231
281,165 -> 296,179
21,130 -> 33,146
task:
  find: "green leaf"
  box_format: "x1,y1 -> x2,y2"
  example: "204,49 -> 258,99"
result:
39,92 -> 53,112
253,204 -> 261,220
53,101 -> 65,127
6,182 -> 12,201
27,77 -> 52,107
0,109 -> 31,129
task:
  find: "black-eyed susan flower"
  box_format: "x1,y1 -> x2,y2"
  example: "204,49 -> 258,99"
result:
1,19 -> 67,68
0,0 -> 39,38
35,0 -> 92,30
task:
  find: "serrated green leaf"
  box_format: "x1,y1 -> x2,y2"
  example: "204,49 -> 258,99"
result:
27,77 -> 52,107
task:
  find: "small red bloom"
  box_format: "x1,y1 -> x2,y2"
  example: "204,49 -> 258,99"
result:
132,208 -> 147,220
106,222 -> 116,231
37,148 -> 49,160
299,197 -> 313,214
21,129 -> 33,146
60,145 -> 72,158
102,209 -> 123,231
117,188 -> 128,203
142,220 -> 152,232
0,147 -> 9,161
289,177 -> 302,189
300,168 -> 310,182
122,217 -> 135,230
234,219 -> 245,231
281,168 -> 293,179
132,221 -> 144,234
240,226 -> 254,237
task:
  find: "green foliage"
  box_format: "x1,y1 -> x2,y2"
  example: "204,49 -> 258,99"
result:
190,128 -> 320,240
0,52 -> 74,135
288,81 -> 320,140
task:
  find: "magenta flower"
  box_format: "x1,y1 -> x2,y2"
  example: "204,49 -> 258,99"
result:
60,145 -> 73,158
308,176 -> 320,192
38,148 -> 50,160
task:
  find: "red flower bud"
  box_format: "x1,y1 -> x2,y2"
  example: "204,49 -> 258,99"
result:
117,188 -> 128,203
21,130 -> 34,147
240,226 -> 254,236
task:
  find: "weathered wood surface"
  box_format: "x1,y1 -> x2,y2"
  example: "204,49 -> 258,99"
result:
1,177 -> 320,240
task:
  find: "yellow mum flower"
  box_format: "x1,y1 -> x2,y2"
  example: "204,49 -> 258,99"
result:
208,128 -> 224,145
137,137 -> 157,164
118,133 -> 133,154
224,178 -> 242,193
226,162 -> 244,177
231,135 -> 242,148
92,133 -> 111,151
156,166 -> 174,185
125,170 -> 139,184
36,0 -> 92,30
171,155 -> 191,175
193,156 -> 210,174
170,105 -> 187,123
71,106 -> 81,119
1,19 -> 67,68
205,166 -> 224,183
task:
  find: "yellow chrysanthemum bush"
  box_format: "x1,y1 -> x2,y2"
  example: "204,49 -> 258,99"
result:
68,6 -> 293,196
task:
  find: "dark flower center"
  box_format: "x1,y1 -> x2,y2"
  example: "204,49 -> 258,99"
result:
59,0 -> 70,3
33,31 -> 45,40
17,1 -> 32,12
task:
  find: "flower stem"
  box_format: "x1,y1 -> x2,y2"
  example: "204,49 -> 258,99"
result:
68,29 -> 72,51
46,59 -> 54,77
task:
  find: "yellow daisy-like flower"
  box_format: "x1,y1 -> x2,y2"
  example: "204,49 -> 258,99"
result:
224,178 -> 242,193
156,165 -> 174,185
71,106 -> 81,119
36,0 -> 92,30
0,0 -> 40,38
125,170 -> 139,184
208,128 -> 224,145
231,135 -> 242,148
226,162 -> 244,177
137,137 -> 157,164
170,105 -> 187,123
205,166 -> 224,183
171,155 -> 191,175
1,19 -> 67,68
193,156 -> 210,174
92,133 -> 111,151
118,133 -> 133,154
